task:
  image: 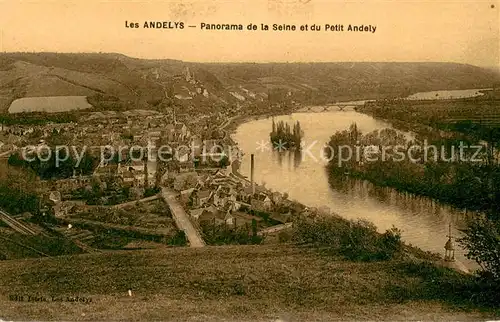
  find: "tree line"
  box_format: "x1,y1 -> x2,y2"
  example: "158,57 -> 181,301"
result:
270,119 -> 303,150
326,123 -> 500,280
8,150 -> 98,180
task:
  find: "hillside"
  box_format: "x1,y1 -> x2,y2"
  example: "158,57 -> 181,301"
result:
0,53 -> 499,114
0,244 -> 498,321
199,62 -> 500,102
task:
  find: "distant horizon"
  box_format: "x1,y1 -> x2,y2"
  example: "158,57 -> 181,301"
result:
1,51 -> 498,70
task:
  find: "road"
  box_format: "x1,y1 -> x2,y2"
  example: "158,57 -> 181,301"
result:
112,194 -> 160,209
0,149 -> 15,159
161,188 -> 205,247
257,223 -> 293,236
219,115 -> 239,141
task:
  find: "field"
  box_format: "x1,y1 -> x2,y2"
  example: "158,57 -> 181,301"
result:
71,200 -> 176,231
8,96 -> 93,114
360,90 -> 500,131
0,53 -> 166,113
0,245 -> 498,321
406,88 -> 490,100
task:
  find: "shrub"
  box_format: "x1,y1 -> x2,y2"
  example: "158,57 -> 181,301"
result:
144,187 -> 160,197
201,223 -> 264,245
168,230 -> 187,246
379,226 -> 403,259
292,215 -> 403,261
278,230 -> 292,243
392,261 -> 500,307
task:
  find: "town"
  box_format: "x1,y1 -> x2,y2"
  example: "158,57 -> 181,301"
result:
0,65 -> 309,253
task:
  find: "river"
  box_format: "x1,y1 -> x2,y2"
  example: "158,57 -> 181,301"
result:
232,90 -> 488,269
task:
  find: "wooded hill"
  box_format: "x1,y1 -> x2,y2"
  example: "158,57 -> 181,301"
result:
1,52 -> 499,114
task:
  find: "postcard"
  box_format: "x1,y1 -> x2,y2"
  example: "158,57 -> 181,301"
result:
0,0 -> 499,320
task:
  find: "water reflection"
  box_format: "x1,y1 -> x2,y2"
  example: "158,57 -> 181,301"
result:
271,148 -> 302,170
294,149 -> 302,169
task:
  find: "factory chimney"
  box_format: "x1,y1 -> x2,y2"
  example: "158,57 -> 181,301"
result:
250,154 -> 255,195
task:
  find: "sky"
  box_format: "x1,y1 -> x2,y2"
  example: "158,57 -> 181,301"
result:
0,0 -> 498,67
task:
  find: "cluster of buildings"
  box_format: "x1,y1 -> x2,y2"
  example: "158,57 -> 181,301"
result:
170,157 -> 296,228
24,108 -> 235,207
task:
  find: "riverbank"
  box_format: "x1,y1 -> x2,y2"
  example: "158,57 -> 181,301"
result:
225,112 -> 285,140
352,93 -> 500,214
0,244 -> 498,321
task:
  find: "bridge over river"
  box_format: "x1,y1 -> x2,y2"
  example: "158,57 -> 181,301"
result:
296,101 -> 367,113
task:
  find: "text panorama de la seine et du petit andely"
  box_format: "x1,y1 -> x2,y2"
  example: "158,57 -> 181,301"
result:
125,21 -> 377,33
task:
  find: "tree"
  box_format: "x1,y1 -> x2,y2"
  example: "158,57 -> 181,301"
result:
219,155 -> 230,168
458,215 -> 500,281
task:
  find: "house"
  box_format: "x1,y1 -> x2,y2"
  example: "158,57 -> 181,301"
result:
176,145 -> 190,163
189,208 -> 205,220
165,123 -> 175,133
175,123 -> 190,141
192,189 -> 213,208
119,160 -> 146,186
238,186 -> 254,203
229,92 -> 246,101
147,130 -> 162,141
174,94 -> 193,100
48,191 -> 62,204
209,169 -> 233,187
173,171 -> 198,191
191,135 -> 203,158
213,186 -> 232,208
179,161 -> 195,173
127,160 -> 145,173
160,169 -> 177,186
223,212 -> 236,226
53,200 -> 85,218
180,188 -> 195,204
93,163 -> 117,177
251,193 -> 272,212
164,123 -> 190,143
200,139 -> 225,164
121,170 -> 135,186
197,205 -> 226,226
270,191 -> 284,205
193,205 -> 236,226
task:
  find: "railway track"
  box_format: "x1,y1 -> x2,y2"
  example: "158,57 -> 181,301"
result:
0,209 -> 37,235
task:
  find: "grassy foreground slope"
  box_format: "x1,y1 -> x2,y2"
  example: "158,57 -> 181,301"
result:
0,245 -> 498,321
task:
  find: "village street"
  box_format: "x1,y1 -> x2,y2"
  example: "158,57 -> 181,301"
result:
161,187 -> 205,247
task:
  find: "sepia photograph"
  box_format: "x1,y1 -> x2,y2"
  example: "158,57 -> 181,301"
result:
0,0 -> 499,320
